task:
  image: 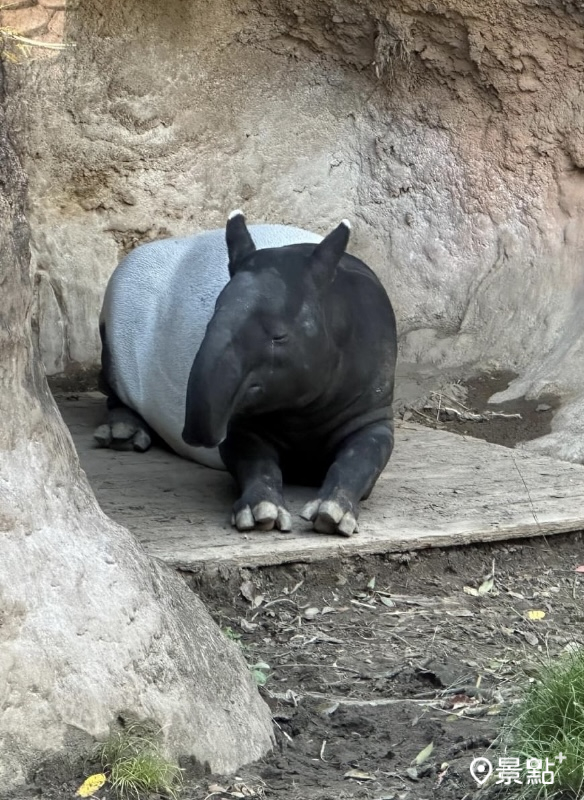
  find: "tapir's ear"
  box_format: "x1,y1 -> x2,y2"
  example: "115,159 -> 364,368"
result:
226,209 -> 256,276
311,219 -> 351,289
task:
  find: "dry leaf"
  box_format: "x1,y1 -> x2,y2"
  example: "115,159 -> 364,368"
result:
75,774 -> 107,797
463,586 -> 479,597
317,701 -> 339,716
413,741 -> 434,765
576,565 -> 584,573
526,609 -> 546,620
522,630 -> 538,646
379,596 -> 395,607
478,578 -> 494,595
303,607 -> 320,620
240,618 -> 258,633
208,784 -> 228,793
367,577 -> 376,590
344,769 -> 376,781
240,581 -> 256,602
445,609 -> 473,617
507,590 -> 525,600
321,606 -> 335,614
251,594 -> 265,609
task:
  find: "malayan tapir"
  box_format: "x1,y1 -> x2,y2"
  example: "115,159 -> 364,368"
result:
95,211 -> 397,536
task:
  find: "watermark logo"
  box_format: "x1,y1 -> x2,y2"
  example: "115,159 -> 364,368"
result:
469,753 -> 566,787
469,757 -> 493,786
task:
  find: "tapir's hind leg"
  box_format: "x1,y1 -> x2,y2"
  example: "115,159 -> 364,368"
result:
94,323 -> 153,453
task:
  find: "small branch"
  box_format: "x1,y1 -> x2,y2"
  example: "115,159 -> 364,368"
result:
425,405 -> 522,423
512,455 -> 541,531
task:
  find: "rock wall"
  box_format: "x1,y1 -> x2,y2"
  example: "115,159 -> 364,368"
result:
0,0 -> 65,47
4,0 -> 584,459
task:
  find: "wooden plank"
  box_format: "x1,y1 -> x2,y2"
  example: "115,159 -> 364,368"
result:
58,393 -> 584,570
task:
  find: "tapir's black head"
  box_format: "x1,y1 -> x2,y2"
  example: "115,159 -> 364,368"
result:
182,211 -> 351,448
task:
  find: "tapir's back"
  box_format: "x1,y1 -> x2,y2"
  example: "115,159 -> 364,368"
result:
101,224 -> 323,464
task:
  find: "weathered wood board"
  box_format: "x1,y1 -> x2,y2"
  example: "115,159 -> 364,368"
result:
58,393 -> 584,570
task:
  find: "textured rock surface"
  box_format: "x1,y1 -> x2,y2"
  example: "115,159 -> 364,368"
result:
0,62 -> 273,795
5,0 -> 584,460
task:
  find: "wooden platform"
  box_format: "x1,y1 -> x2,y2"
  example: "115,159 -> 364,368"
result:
58,393 -> 584,570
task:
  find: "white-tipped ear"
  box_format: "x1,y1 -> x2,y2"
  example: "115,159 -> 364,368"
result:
226,211 -> 256,276
341,218 -> 352,230
228,208 -> 244,221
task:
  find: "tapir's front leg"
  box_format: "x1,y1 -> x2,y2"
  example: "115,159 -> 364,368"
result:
220,429 -> 292,532
301,421 -> 394,536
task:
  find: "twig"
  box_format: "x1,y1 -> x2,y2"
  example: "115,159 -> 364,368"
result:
430,406 -> 522,422
262,597 -> 299,609
430,390 -> 472,412
512,455 -> 541,530
302,692 -> 439,706
272,717 -> 294,741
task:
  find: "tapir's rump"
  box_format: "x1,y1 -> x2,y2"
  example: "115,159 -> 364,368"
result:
101,224 -> 323,468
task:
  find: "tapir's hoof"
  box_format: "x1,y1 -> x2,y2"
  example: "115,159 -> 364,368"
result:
93,420 -> 152,453
231,501 -> 292,533
300,499 -> 359,537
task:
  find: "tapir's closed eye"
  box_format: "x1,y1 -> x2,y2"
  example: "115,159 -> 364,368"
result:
272,333 -> 289,343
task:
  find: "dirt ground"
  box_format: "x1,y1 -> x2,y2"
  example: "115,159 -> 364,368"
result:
396,370 -> 560,451
25,373 -> 583,800
185,535 -> 584,800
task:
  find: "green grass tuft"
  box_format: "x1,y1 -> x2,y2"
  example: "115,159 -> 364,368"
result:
98,723 -> 183,800
504,651 -> 584,799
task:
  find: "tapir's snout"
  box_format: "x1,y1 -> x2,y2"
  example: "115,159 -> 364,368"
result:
182,398 -> 229,448
182,319 -> 244,450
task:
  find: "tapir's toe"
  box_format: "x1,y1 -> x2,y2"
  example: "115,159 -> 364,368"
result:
300,499 -> 320,522
94,424 -> 113,448
132,429 -> 152,452
253,501 -> 279,529
233,506 -> 256,531
276,507 -> 292,532
338,511 -> 359,536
